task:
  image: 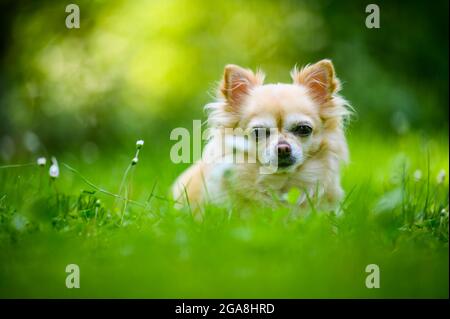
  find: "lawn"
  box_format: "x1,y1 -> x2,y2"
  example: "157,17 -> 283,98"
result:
0,131 -> 448,298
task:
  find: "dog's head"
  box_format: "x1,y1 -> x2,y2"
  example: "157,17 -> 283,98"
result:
206,60 -> 351,174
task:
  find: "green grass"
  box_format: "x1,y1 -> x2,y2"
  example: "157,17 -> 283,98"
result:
0,132 -> 448,298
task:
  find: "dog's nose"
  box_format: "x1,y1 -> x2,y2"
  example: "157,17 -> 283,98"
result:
277,142 -> 291,159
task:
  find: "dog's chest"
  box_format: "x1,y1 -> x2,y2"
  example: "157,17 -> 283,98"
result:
256,174 -> 292,194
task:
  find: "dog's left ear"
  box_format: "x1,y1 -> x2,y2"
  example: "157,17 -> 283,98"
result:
291,59 -> 340,104
220,64 -> 264,111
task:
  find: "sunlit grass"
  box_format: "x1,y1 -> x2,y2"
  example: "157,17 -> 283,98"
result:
0,132 -> 448,298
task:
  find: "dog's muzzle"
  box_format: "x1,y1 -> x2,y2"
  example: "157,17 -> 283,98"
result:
277,142 -> 295,167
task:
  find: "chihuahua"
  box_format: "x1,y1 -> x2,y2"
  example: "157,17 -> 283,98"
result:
172,60 -> 352,217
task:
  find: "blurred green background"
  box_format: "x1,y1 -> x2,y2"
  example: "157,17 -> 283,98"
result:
0,0 -> 448,159
0,0 -> 448,298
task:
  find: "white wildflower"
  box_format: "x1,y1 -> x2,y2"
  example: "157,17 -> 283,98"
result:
37,157 -> 46,166
49,156 -> 59,178
413,169 -> 422,182
136,140 -> 144,149
12,214 -> 28,231
437,169 -> 446,184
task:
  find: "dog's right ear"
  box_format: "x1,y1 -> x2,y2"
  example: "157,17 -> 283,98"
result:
291,59 -> 340,105
220,64 -> 264,111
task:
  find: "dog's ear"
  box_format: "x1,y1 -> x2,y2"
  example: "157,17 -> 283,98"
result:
291,59 -> 340,104
220,64 -> 263,110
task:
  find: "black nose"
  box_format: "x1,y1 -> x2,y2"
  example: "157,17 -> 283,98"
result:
277,142 -> 291,159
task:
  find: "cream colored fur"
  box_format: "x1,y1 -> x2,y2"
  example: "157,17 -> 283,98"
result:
172,60 -> 352,218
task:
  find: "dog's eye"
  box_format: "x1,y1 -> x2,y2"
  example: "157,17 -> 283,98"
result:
251,127 -> 270,141
292,125 -> 313,137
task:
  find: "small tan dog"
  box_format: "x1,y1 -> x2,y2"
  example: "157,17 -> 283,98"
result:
172,60 -> 351,217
